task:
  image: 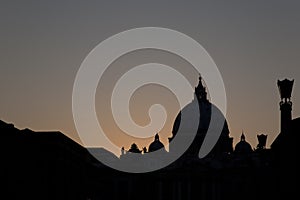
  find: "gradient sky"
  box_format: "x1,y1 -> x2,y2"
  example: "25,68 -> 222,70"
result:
1,0 -> 300,155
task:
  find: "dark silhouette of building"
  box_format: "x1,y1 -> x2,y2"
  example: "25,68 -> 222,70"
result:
128,143 -> 142,153
169,76 -> 233,160
0,121 -> 94,199
271,78 -> 299,199
277,79 -> 294,133
256,134 -> 267,150
148,133 -> 166,152
234,132 -> 253,154
1,77 -> 299,200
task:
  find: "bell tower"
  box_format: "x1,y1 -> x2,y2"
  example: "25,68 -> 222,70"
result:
277,79 -> 294,133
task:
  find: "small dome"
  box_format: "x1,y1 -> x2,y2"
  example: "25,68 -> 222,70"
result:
148,133 -> 165,152
235,133 -> 253,154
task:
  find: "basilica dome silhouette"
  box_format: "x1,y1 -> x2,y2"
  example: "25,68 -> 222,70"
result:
234,133 -> 253,154
169,76 -> 233,158
148,133 -> 165,152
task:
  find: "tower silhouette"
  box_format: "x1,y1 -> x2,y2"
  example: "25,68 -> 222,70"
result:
277,79 -> 294,133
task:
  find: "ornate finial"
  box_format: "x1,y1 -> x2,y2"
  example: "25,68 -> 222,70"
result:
241,130 -> 245,141
277,79 -> 294,102
195,75 -> 208,101
197,74 -> 203,87
257,134 -> 267,149
155,133 -> 159,141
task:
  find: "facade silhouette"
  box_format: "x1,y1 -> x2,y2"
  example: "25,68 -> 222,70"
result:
1,78 -> 299,200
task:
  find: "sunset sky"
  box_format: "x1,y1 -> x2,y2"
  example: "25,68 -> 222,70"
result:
1,1 -> 300,155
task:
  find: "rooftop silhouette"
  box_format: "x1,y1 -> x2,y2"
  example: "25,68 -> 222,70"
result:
1,78 -> 299,200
